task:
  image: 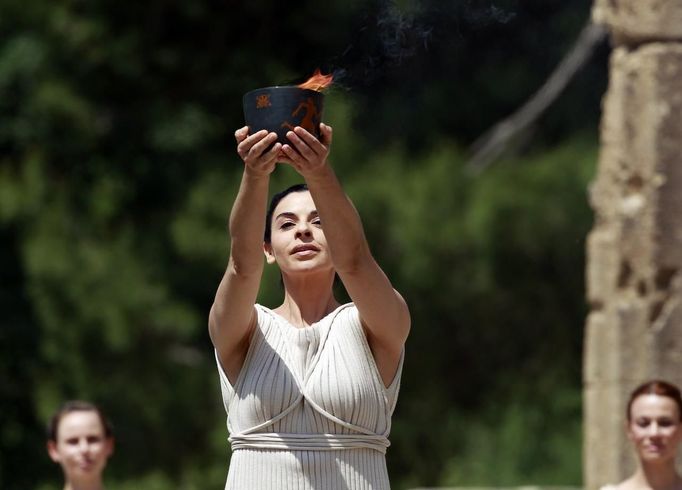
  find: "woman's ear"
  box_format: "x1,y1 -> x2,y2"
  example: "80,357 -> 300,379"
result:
47,441 -> 61,463
105,437 -> 115,458
263,243 -> 276,264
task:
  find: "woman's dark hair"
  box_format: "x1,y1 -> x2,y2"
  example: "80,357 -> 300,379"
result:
264,183 -> 309,243
47,400 -> 114,442
627,379 -> 682,422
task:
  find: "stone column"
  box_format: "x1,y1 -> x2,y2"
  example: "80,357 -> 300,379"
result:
584,1 -> 682,489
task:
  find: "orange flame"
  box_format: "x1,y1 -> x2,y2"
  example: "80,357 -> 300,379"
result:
297,69 -> 333,91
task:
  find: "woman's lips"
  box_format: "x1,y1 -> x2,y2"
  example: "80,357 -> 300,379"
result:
291,245 -> 319,255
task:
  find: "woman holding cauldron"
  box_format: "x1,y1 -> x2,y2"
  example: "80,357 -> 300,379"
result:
602,380 -> 682,490
209,121 -> 410,489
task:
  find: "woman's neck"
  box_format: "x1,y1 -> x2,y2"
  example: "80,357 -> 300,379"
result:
278,272 -> 339,327
64,480 -> 104,490
631,462 -> 681,490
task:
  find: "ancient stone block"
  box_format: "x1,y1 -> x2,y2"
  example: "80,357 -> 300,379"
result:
593,0 -> 682,43
583,383 -> 633,489
593,44 -> 682,274
585,41 -> 682,489
585,230 -> 620,306
584,311 -> 614,383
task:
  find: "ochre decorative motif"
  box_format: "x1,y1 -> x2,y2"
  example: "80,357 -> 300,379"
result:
256,94 -> 271,109
281,97 -> 319,133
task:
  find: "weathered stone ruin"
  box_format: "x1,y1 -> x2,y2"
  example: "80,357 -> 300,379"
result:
584,1 -> 682,488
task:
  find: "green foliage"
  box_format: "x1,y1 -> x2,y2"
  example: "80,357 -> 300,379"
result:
441,387 -> 583,486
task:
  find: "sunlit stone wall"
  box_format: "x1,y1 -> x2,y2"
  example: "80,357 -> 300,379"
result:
584,1 -> 682,489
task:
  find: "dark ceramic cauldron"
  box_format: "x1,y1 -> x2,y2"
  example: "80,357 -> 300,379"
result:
243,86 -> 325,144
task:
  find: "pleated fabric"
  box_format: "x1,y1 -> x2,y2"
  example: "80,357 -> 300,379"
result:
215,303 -> 403,489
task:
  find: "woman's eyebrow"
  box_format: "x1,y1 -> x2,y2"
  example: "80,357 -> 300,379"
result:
275,212 -> 297,221
275,211 -> 319,220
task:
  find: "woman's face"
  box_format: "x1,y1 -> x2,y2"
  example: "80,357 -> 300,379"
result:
47,410 -> 113,483
264,190 -> 332,275
627,394 -> 682,464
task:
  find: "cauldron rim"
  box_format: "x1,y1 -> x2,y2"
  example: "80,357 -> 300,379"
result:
243,86 -> 323,98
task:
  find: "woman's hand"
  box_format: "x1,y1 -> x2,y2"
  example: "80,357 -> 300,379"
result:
235,126 -> 281,177
279,123 -> 332,176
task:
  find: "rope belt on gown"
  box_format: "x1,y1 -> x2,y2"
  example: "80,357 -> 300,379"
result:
229,433 -> 390,453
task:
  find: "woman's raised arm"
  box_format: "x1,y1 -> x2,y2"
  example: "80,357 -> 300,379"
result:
209,127 -> 280,383
279,124 -> 410,385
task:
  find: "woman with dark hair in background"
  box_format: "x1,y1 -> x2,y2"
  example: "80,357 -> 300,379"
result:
602,380 -> 682,490
209,123 -> 410,489
47,400 -> 114,490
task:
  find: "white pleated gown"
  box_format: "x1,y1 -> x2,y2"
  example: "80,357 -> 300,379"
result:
215,303 -> 403,489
